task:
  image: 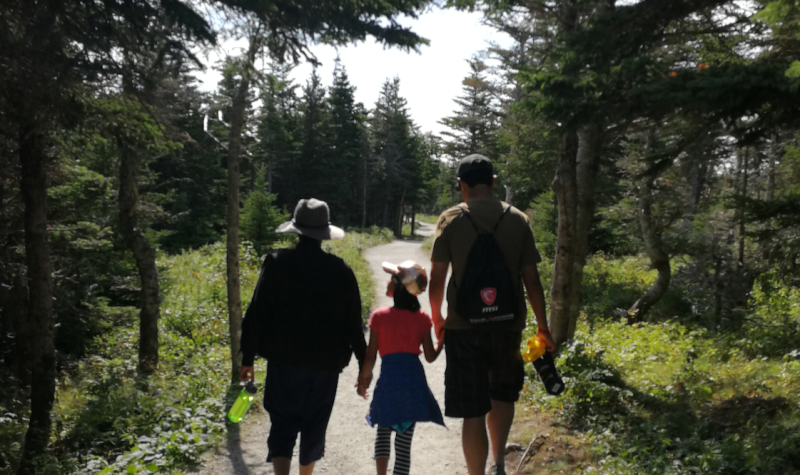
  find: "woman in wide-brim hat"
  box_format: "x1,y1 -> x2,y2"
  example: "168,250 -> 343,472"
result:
276,198 -> 345,241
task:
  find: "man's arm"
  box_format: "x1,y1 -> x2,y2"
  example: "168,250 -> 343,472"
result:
239,257 -> 274,381
521,264 -> 556,351
344,268 -> 367,369
429,260 -> 449,342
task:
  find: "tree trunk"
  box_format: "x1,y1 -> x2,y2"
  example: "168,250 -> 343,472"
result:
226,37 -> 259,383
118,142 -> 161,375
713,253 -> 723,329
362,154 -> 368,228
411,207 -> 416,237
17,125 -> 56,475
549,131 -> 579,348
738,148 -> 748,269
627,180 -> 671,321
394,189 -> 406,238
767,139 -> 776,202
504,185 -> 514,205
11,268 -> 30,386
566,125 -> 602,338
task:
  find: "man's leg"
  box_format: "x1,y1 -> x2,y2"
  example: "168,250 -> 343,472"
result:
298,370 -> 339,473
271,457 -> 291,475
264,361 -> 301,475
462,416 -> 489,475
487,399 -> 514,470
486,332 -> 525,474
299,462 -> 315,475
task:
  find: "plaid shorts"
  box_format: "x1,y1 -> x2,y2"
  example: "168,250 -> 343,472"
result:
444,330 -> 525,419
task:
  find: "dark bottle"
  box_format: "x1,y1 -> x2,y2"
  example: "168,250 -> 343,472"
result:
532,352 -> 565,396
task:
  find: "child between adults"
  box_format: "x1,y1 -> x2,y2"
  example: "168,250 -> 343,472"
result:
356,260 -> 445,475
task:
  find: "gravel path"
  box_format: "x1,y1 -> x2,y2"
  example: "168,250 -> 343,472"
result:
193,226 -> 468,474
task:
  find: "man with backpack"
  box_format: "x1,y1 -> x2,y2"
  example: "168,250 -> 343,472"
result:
429,154 -> 555,475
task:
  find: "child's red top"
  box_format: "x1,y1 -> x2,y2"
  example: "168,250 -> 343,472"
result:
368,307 -> 432,357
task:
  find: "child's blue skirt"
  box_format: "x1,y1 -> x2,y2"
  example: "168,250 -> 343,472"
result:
366,352 -> 445,428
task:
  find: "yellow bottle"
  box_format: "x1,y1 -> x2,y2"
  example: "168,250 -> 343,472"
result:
228,382 -> 257,423
522,334 -> 547,363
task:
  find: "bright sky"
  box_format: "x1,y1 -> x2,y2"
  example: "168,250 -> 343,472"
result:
193,7 -> 510,135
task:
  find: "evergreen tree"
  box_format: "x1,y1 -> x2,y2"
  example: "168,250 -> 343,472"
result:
259,61 -> 302,208
296,69 -> 333,205
439,58 -> 500,161
328,61 -> 370,225
241,167 -> 289,255
371,78 -> 424,236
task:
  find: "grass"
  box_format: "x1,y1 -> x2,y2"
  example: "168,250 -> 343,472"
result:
416,214 -> 439,224
515,255 -> 800,474
0,229 -> 392,475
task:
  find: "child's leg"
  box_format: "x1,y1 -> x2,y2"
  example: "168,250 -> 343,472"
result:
392,423 -> 416,475
375,427 -> 392,475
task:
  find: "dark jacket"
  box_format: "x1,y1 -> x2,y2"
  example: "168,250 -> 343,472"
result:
240,240 -> 366,372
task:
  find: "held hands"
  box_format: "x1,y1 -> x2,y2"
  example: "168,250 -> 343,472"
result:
435,338 -> 445,356
355,371 -> 373,399
239,366 -> 255,382
432,314 -> 446,342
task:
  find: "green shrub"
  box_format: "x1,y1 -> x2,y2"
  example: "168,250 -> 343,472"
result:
732,271 -> 800,358
523,317 -> 800,474
241,169 -> 289,255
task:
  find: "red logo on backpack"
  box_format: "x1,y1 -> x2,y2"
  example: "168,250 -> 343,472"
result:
481,288 -> 497,306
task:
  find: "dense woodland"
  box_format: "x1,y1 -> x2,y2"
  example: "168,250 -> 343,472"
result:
2,0 -> 800,474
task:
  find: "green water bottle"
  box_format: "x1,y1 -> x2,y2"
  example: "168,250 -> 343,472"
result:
228,382 -> 257,423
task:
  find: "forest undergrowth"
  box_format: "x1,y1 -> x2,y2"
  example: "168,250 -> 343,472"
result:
521,256 -> 800,475
0,229 -> 391,475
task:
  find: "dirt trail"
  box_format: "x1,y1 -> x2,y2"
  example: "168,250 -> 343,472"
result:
194,223 -> 468,474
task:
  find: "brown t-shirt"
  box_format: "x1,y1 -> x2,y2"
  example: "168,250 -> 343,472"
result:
431,199 -> 542,331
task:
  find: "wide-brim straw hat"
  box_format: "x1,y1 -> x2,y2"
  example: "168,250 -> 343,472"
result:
382,260 -> 428,296
276,198 -> 345,241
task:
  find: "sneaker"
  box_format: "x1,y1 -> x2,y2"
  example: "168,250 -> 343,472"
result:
490,465 -> 506,475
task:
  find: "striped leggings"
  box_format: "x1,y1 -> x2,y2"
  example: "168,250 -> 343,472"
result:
374,423 -> 416,475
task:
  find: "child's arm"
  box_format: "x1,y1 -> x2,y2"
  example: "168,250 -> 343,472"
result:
357,329 -> 379,398
422,331 -> 442,363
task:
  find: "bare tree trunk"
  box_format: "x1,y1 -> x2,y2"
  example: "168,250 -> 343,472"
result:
549,131 -> 579,348
737,148 -> 748,268
767,139 -> 776,202
394,188 -> 406,238
226,36 -> 259,383
504,185 -> 514,205
627,179 -> 671,321
118,142 -> 161,375
713,253 -> 723,329
17,125 -> 56,475
411,207 -> 416,236
362,154 -> 368,228
11,268 -> 30,386
566,125 -> 602,338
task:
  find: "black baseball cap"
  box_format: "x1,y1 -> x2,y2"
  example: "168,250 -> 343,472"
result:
457,154 -> 494,178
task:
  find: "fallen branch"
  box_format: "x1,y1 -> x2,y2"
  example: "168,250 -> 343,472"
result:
515,435 -> 547,474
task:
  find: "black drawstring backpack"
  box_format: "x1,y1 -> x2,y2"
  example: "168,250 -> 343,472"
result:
455,205 -> 519,324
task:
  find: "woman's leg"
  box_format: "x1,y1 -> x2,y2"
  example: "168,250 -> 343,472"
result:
375,427 -> 392,475
393,423 -> 416,475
